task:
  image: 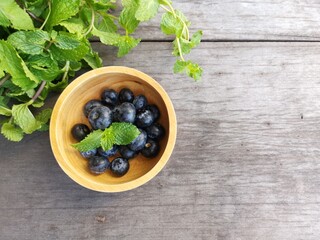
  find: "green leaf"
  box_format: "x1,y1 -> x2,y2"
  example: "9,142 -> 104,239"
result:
1,122 -> 24,142
112,122 -> 140,145
35,108 -> 52,123
27,54 -> 61,82
54,32 -> 81,50
117,35 -> 140,57
7,30 -> 50,55
0,40 -> 38,90
101,128 -> 115,151
92,27 -> 140,57
95,14 -> 117,33
0,0 -> 34,30
12,103 -> 42,134
49,40 -> 89,62
46,0 -> 81,29
72,129 -> 103,152
119,0 -> 140,34
83,51 -> 103,69
173,31 -> 202,56
135,0 -> 160,22
0,10 -> 10,27
59,18 -> 86,36
0,106 -> 11,116
174,59 -> 203,81
159,0 -> 172,6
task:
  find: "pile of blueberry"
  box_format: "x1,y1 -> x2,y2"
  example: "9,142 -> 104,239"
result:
71,88 -> 165,177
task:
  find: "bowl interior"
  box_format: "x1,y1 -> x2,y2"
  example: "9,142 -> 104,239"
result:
50,67 -> 175,192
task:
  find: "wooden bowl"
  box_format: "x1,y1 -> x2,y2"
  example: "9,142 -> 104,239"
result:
50,66 -> 177,192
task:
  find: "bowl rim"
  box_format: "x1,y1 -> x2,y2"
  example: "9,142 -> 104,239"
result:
50,66 -> 177,192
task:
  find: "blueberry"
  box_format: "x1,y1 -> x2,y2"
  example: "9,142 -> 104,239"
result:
133,95 -> 148,110
135,109 -> 154,128
110,157 -> 129,176
71,123 -> 90,141
98,145 -> 118,157
128,129 -> 147,151
88,156 -> 110,174
83,100 -> 103,117
113,102 -> 136,123
146,104 -> 160,121
119,146 -> 138,159
145,123 -> 165,140
88,106 -> 112,130
141,139 -> 160,158
80,149 -> 97,158
101,89 -> 118,106
119,88 -> 134,103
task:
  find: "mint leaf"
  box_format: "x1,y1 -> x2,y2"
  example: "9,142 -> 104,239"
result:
0,106 -> 11,116
120,0 -> 140,34
46,0 -> 81,29
1,122 -> 24,142
112,122 -> 140,145
35,108 -> 52,124
84,51 -> 103,69
59,18 -> 86,36
101,128 -> 115,151
92,27 -> 140,57
0,9 -> 10,27
173,31 -> 203,56
0,40 -> 38,90
135,0 -> 159,21
72,129 -> 103,152
54,32 -> 81,50
12,103 -> 42,134
174,59 -> 203,81
161,11 -> 184,37
95,14 -> 117,33
7,30 -> 50,55
117,35 -> 140,57
0,0 -> 34,30
50,40 -> 89,61
159,0 -> 172,5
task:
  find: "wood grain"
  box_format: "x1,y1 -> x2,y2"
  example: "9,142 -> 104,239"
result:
131,0 -> 320,41
1,42 -> 320,239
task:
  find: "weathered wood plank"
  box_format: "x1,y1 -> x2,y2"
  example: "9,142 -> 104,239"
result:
1,42 -> 320,239
130,0 -> 320,41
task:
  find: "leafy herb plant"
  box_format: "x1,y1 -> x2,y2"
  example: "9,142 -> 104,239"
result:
0,0 -> 202,142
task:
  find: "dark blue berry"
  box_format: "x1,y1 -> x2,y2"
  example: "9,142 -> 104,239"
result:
119,146 -> 138,159
88,106 -> 112,130
133,95 -> 148,110
98,145 -> 118,157
119,88 -> 134,103
113,102 -> 136,123
101,89 -> 118,106
146,104 -> 160,121
135,109 -> 154,128
83,100 -> 103,117
141,139 -> 160,158
71,123 -> 90,141
88,156 -> 110,174
128,129 -> 147,151
145,123 -> 165,140
80,149 -> 97,159
110,157 -> 129,176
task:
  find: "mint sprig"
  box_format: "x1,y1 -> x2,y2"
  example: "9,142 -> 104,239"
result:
72,122 -> 140,152
0,0 -> 202,142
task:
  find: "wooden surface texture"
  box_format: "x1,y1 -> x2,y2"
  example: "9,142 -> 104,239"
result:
1,1 -> 320,239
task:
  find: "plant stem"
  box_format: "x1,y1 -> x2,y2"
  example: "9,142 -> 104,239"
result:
84,6 -> 95,36
31,81 -> 46,102
176,38 -> 185,61
0,74 -> 10,87
61,61 -> 70,81
40,0 -> 52,30
27,10 -> 44,23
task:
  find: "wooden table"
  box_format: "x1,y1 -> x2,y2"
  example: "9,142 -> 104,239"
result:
1,1 -> 320,239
